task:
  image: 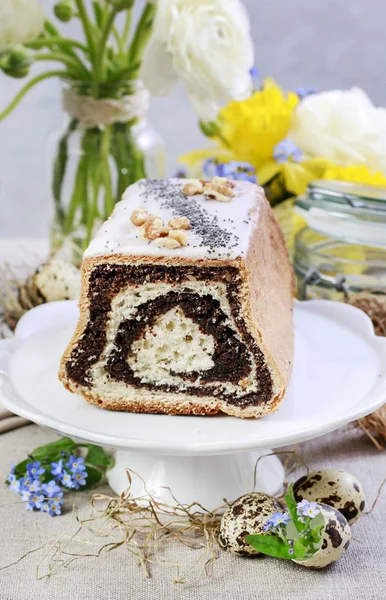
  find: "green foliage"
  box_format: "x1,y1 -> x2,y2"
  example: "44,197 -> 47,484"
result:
31,437 -> 78,460
0,1 -> 156,104
0,46 -> 33,78
0,0 -> 157,246
81,465 -> 103,489
245,484 -> 325,562
9,437 -> 112,492
309,523 -> 324,544
284,484 -> 305,533
52,118 -> 78,226
199,121 -> 221,138
293,539 -> 308,559
106,0 -> 135,10
245,535 -> 294,560
86,444 -> 115,469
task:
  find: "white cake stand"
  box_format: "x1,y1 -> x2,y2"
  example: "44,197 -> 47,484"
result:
1,300 -> 385,508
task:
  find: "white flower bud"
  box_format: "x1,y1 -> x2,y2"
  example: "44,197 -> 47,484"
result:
0,45 -> 33,78
54,1 -> 74,23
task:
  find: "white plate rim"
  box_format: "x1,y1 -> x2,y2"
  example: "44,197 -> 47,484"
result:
1,300 -> 386,455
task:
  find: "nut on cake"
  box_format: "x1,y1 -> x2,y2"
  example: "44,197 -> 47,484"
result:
59,178 -> 294,418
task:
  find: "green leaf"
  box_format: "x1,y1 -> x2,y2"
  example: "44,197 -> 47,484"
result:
82,466 -> 103,490
293,536 -> 308,548
31,437 -> 78,460
92,1 -> 104,28
284,484 -> 305,533
199,120 -> 221,138
40,470 -> 55,484
44,19 -> 60,37
14,459 -> 29,477
293,539 -> 308,559
245,535 -> 294,560
309,523 -> 324,543
85,445 -> 114,469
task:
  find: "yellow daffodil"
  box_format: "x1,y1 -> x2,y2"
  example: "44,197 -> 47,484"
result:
259,158 -> 386,197
258,157 -> 332,196
322,164 -> 386,186
217,78 -> 299,168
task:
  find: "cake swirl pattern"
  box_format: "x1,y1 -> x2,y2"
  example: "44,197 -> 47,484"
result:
59,179 -> 294,418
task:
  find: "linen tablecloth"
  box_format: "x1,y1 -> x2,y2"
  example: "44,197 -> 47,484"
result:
0,239 -> 385,599
0,426 -> 385,600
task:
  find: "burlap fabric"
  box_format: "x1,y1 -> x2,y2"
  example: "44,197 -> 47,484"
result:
0,425 -> 385,600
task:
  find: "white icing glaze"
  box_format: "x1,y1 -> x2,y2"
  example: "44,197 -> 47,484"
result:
84,178 -> 264,260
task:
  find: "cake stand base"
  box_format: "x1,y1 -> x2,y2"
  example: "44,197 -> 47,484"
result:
106,450 -> 285,506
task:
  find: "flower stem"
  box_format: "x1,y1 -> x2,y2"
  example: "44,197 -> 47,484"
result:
0,71 -> 66,121
26,38 -> 88,54
112,25 -> 124,57
43,18 -> 60,37
74,0 -> 96,64
121,8 -> 133,55
100,127 -> 114,218
127,3 -> 156,76
64,155 -> 88,235
109,65 -> 135,82
93,7 -> 119,88
34,53 -> 90,79
52,119 -> 78,226
42,19 -> 83,63
85,130 -> 102,244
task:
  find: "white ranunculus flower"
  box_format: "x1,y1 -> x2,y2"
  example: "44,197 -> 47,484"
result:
141,0 -> 254,121
0,0 -> 44,53
289,88 -> 386,173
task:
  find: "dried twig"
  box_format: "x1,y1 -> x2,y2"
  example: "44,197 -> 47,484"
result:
347,293 -> 386,450
23,470 -> 228,583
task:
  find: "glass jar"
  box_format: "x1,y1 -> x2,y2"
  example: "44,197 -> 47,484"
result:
294,181 -> 386,334
48,81 -> 165,265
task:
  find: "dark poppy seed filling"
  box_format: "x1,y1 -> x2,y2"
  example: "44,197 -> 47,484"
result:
66,263 -> 273,408
107,292 -> 251,386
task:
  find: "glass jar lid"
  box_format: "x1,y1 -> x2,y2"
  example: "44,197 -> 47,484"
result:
296,180 -> 386,247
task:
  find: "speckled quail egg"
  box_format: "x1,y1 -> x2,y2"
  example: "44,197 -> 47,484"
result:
293,503 -> 351,569
25,260 -> 80,303
219,492 -> 283,555
293,469 -> 365,524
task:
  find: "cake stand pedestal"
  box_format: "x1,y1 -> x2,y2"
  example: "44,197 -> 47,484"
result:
106,450 -> 284,504
1,300 -> 386,507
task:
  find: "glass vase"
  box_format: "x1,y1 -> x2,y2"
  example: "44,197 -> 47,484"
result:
48,81 -> 165,265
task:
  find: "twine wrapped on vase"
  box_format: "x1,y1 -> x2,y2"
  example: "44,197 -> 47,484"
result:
62,84 -> 150,129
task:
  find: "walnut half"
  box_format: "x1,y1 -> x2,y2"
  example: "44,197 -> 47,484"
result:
169,216 -> 191,230
154,237 -> 181,249
130,208 -> 149,226
203,181 -> 234,202
169,229 -> 189,246
182,180 -> 204,196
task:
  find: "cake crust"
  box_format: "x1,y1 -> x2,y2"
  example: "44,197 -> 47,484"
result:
59,179 -> 294,418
